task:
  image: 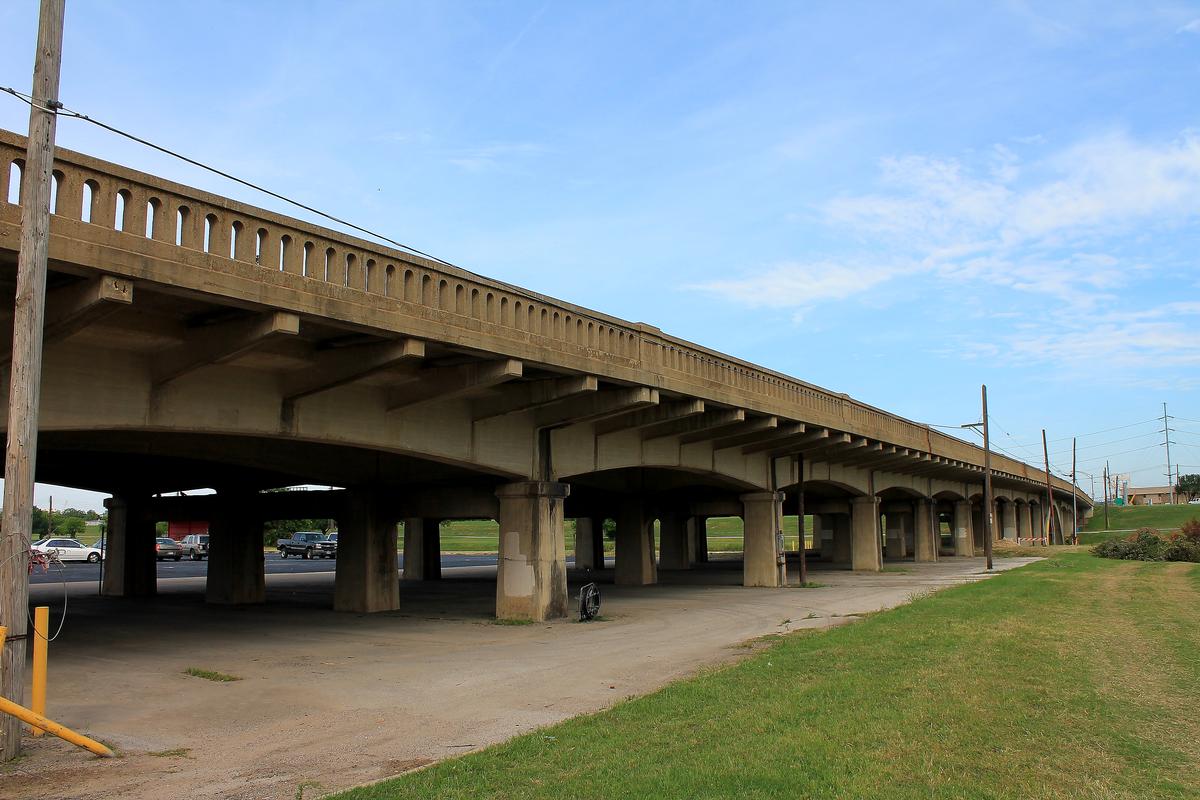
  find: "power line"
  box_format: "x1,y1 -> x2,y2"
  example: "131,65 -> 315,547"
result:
1010,417 -> 1162,449
1047,429 -> 1162,458
1075,442 -> 1164,464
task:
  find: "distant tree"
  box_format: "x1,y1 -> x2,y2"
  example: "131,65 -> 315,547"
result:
1178,473 -> 1200,502
55,516 -> 86,538
31,508 -> 49,538
263,518 -> 334,546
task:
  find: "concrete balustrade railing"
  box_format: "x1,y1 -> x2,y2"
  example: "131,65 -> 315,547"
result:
0,129 -> 1073,494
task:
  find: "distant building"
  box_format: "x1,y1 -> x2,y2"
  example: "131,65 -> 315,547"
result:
1126,486 -> 1174,506
168,520 -> 208,541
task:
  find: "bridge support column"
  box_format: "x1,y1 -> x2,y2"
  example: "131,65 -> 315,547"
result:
693,516 -> 709,564
1019,503 -> 1033,544
658,513 -> 691,570
1002,502 -> 1017,541
953,501 -> 973,557
831,514 -> 852,564
685,516 -> 701,565
402,518 -> 441,581
573,517 -> 605,570
335,489 -> 399,613
812,514 -> 831,560
851,497 -> 882,572
884,512 -> 908,560
615,499 -> 656,585
741,492 -> 784,587
206,493 -> 264,605
495,481 -> 569,621
914,500 -> 937,563
101,495 -> 157,597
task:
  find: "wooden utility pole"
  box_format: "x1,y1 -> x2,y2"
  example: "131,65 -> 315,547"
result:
0,0 -> 65,763
1103,462 -> 1110,531
981,385 -> 993,571
1071,438 -> 1078,545
1042,429 -> 1054,546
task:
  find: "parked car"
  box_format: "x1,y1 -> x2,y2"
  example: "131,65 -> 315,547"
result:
277,531 -> 336,559
155,537 -> 184,561
31,538 -> 102,563
181,534 -> 209,560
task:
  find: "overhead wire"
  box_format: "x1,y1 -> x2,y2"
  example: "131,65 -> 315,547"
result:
0,86 -> 545,306
1010,417 -> 1163,450
3,87 -> 1189,491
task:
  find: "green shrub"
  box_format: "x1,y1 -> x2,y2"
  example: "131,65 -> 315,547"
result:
1092,526 -> 1200,563
1162,538 -> 1200,563
1180,518 -> 1200,542
1091,529 -> 1162,560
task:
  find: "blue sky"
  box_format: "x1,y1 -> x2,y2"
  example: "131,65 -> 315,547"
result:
2,1 -> 1199,511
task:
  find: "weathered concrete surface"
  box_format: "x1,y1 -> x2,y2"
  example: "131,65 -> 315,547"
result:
9,557 -> 1037,800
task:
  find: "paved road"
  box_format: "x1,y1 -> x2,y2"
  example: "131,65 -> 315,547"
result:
29,552 -> 505,585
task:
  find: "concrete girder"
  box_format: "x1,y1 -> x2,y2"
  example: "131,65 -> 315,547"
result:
854,447 -> 924,471
386,358 -> 523,411
0,274 -> 132,365
888,452 -> 934,474
794,434 -> 865,463
741,427 -> 830,456
152,310 -> 300,386
676,412 -> 758,443
712,420 -> 798,451
824,441 -> 885,467
471,374 -> 599,421
594,399 -> 706,436
905,456 -> 952,477
536,386 -> 659,427
682,414 -> 777,446
281,337 -> 425,403
642,407 -> 745,442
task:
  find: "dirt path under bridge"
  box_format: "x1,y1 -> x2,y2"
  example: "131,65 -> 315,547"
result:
5,558 -> 1036,800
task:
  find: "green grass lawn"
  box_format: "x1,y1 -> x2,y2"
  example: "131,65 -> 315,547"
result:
429,517 -> 816,555
1082,502 -> 1200,531
1080,503 -> 1200,545
332,552 -> 1200,800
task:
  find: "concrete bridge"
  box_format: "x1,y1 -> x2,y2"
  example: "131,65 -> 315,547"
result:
0,128 -> 1089,620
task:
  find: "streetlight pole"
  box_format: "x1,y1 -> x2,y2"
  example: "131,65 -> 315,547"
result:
962,386 -> 993,571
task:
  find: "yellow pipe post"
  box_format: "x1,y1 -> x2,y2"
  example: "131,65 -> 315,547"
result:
31,606 -> 48,736
0,695 -> 115,758
1,622 -> 112,758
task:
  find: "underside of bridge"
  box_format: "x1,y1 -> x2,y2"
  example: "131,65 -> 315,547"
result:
0,129 -> 1090,622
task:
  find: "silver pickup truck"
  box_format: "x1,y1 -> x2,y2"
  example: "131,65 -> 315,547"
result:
277,531 -> 337,559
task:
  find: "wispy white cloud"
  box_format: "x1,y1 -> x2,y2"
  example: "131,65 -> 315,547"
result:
694,130 -> 1200,375
446,141 -> 545,171
1179,18 -> 1200,33
693,260 -> 917,311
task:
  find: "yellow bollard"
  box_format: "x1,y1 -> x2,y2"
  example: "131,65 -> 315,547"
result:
32,606 -> 48,736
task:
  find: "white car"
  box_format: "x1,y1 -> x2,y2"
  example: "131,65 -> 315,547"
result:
32,537 -> 103,563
